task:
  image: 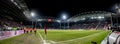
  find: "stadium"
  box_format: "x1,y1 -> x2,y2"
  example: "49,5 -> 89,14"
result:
0,0 -> 120,44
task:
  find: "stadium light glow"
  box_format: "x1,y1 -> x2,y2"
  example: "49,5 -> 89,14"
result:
81,18 -> 86,20
57,20 -> 61,23
98,16 -> 104,19
37,19 -> 42,21
119,9 -> 120,13
115,4 -> 119,9
31,12 -> 35,17
62,14 -> 67,20
90,17 -> 94,19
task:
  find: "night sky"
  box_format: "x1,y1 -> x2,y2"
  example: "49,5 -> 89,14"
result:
25,0 -> 119,18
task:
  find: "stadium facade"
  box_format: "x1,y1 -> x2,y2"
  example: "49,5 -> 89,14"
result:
34,11 -> 116,30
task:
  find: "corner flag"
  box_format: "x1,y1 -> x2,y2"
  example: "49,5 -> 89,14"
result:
44,25 -> 47,34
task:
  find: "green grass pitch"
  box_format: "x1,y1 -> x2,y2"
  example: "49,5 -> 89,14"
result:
0,29 -> 110,44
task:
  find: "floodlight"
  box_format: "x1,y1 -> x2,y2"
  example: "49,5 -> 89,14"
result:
62,15 -> 67,20
57,20 -> 61,23
31,12 -> 35,17
37,19 -> 42,21
81,18 -> 86,20
98,16 -> 104,19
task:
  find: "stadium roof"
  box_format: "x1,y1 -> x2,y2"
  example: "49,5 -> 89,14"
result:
67,11 -> 116,22
0,0 -> 120,23
0,0 -> 27,22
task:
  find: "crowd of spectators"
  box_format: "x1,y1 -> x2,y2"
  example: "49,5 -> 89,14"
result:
0,19 -> 23,31
70,22 -> 110,30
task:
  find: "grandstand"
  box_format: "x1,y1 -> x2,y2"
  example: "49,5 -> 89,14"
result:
0,0 -> 120,44
67,11 -> 115,30
31,11 -> 115,30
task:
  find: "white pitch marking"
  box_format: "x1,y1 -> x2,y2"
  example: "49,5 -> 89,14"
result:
57,31 -> 105,43
37,32 -> 47,44
47,40 -> 56,44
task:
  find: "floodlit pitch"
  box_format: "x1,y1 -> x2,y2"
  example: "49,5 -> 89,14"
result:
0,29 -> 110,44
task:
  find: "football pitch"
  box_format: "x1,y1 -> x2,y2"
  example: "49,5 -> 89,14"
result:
0,29 -> 110,44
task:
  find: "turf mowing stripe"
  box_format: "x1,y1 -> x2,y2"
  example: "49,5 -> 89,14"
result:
56,31 -> 107,43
